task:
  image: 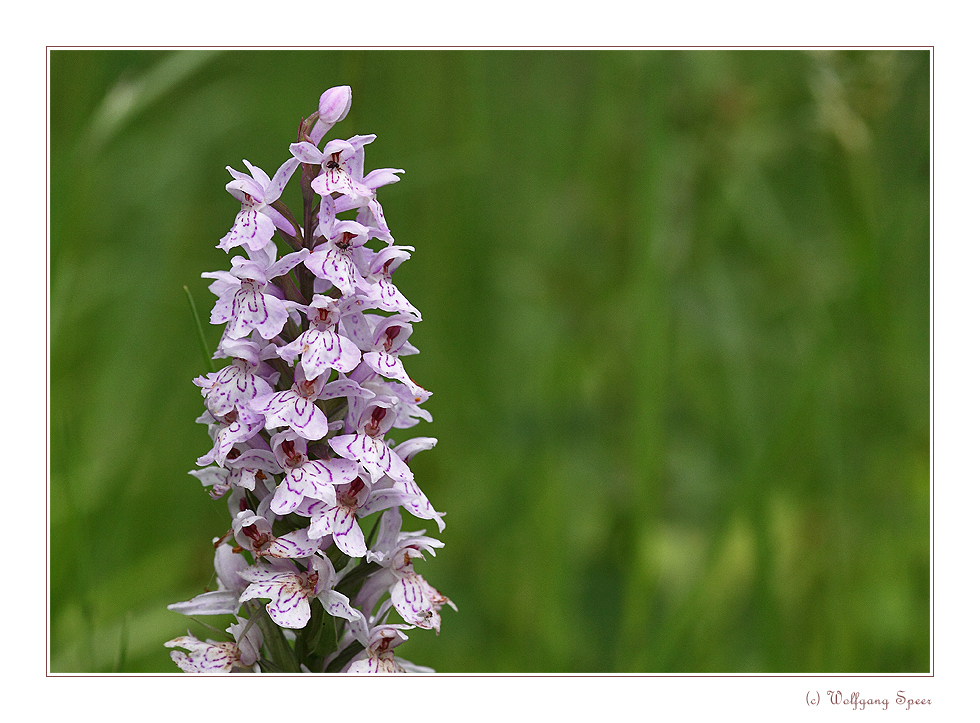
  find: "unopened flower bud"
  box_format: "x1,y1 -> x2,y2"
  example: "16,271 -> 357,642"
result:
311,85 -> 353,145
320,85 -> 352,124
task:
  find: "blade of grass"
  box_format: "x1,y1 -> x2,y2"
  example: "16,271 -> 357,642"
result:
184,285 -> 216,373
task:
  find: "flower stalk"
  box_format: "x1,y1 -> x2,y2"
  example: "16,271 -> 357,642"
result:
167,86 -> 452,674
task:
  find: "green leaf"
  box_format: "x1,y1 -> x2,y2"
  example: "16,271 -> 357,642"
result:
325,638 -> 364,673
248,602 -> 300,673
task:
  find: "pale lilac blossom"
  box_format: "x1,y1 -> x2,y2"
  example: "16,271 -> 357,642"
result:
250,364 -> 330,440
276,295 -> 361,378
268,457 -> 357,515
329,403 -> 414,485
164,614 -> 263,674
239,555 -> 357,629
344,623 -> 413,674
238,562 -> 321,629
290,134 -> 402,208
205,247 -> 309,340
194,358 -> 275,419
358,509 -> 454,632
218,158 -> 300,252
355,245 -> 421,319
299,475 -> 371,557
166,633 -> 248,674
337,604 -> 433,674
302,196 -> 372,296
196,404 -> 266,468
360,438 -> 446,532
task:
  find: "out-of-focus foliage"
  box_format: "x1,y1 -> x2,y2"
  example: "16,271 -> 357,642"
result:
49,50 -> 929,673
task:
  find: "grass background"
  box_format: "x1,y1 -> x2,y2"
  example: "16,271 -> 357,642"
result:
49,49 -> 930,673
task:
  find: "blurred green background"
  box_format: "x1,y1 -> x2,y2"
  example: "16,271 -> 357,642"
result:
49,49 -> 930,673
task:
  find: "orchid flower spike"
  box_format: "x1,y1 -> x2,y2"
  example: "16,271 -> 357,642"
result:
167,85 -> 453,674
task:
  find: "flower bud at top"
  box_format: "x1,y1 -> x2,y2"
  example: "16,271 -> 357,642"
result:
320,86 -> 352,124
311,86 -> 353,145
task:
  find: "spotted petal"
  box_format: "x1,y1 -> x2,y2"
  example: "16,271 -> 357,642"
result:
225,283 -> 289,340
362,351 -> 426,396
251,390 -> 329,440
219,208 -> 276,253
267,528 -> 320,559
278,327 -> 361,378
329,433 -> 413,484
308,502 -> 367,557
269,458 -> 355,514
166,636 -> 240,673
239,569 -> 314,629
202,361 -> 274,417
391,573 -> 455,633
318,589 -> 361,622
305,245 -> 357,296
